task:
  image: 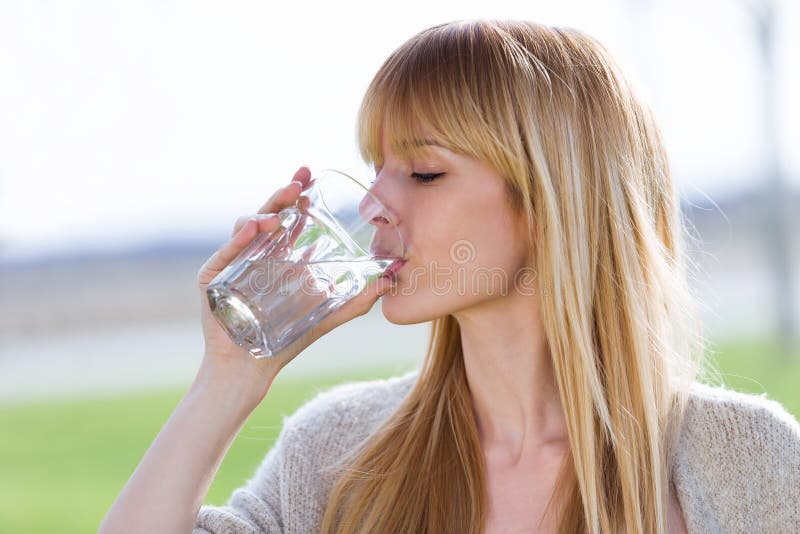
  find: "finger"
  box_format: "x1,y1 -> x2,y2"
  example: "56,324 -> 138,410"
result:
201,215 -> 280,285
291,165 -> 312,189
231,212 -> 283,238
256,166 -> 312,215
231,215 -> 251,237
300,242 -> 317,263
286,211 -> 308,246
313,274 -> 393,337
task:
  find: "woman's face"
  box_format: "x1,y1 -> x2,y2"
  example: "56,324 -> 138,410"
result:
369,131 -> 531,325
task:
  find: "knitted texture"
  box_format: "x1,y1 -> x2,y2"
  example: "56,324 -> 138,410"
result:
194,370 -> 800,533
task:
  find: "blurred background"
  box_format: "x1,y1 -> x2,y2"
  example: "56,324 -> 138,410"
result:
1,0 -> 798,531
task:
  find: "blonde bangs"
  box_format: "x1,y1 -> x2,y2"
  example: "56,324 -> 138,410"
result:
356,22 -> 523,174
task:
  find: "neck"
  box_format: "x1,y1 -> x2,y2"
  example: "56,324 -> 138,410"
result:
453,291 -> 568,465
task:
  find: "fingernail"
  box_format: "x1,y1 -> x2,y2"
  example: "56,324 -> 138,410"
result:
291,180 -> 303,188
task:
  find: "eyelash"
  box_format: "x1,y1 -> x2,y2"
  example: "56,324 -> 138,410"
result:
370,172 -> 445,185
411,172 -> 444,184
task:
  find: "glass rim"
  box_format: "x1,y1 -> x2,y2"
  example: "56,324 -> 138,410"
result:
311,167 -> 405,259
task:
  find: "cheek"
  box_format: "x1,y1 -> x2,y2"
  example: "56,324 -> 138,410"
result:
403,182 -> 526,283
421,221 -> 468,271
405,218 -> 519,296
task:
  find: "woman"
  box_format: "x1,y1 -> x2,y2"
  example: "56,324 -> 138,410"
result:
100,19 -> 799,533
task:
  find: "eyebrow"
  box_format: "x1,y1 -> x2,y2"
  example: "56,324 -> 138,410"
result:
377,137 -> 450,164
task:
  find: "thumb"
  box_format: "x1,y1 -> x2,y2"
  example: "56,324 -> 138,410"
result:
312,274 -> 393,337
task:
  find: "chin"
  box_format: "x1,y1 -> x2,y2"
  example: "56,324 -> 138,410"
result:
380,291 -> 451,325
380,295 -> 423,325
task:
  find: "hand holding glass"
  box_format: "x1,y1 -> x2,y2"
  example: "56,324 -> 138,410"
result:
206,169 -> 405,358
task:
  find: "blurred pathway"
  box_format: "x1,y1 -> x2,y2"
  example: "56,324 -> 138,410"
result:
0,307 -> 427,406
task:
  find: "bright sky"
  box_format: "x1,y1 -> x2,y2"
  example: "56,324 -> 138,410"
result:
0,0 -> 797,260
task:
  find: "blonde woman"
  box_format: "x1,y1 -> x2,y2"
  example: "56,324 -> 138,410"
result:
100,20 -> 800,533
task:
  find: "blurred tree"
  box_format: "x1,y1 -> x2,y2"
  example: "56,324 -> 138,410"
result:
743,0 -> 797,358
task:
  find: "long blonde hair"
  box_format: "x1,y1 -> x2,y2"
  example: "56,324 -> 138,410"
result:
320,19 -> 707,533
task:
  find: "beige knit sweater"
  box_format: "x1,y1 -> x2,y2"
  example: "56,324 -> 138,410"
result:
194,370 -> 800,533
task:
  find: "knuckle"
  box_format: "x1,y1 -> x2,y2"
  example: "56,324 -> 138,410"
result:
232,214 -> 259,236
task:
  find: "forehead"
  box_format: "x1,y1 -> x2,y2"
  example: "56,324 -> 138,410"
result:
377,127 -> 453,164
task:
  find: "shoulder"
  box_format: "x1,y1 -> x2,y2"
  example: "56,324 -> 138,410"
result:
279,368 -> 419,445
672,381 -> 800,530
194,370 -> 420,533
680,381 -> 800,452
271,368 -> 419,519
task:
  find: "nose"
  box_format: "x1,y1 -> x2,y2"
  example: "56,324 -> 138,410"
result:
358,179 -> 403,257
358,179 -> 397,228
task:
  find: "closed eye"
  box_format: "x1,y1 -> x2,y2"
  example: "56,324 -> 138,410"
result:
368,171 -> 445,186
411,172 -> 444,184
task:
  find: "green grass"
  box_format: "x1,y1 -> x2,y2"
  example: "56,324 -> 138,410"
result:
0,339 -> 798,533
0,366 -> 409,533
702,335 -> 800,418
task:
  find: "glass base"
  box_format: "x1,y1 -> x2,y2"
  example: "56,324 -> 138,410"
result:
207,287 -> 274,358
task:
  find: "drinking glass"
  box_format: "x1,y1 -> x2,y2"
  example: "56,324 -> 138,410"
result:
206,168 -> 404,358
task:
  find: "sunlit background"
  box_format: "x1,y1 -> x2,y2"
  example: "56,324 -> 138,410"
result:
1,0 -> 798,532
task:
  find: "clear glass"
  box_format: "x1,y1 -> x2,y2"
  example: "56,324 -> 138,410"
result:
206,168 -> 404,358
